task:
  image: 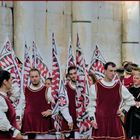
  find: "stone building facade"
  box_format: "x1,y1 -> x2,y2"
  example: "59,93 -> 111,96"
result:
0,1 -> 139,73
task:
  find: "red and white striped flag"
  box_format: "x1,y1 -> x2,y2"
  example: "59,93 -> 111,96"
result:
58,80 -> 68,108
0,38 -> 21,88
32,41 -> 50,82
67,42 -> 75,68
51,33 -> 61,131
51,33 -> 60,101
21,44 -> 31,89
89,45 -> 106,79
76,34 -> 91,138
64,41 -> 76,84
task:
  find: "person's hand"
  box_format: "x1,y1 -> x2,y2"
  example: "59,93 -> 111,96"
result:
117,110 -> 124,117
135,101 -> 140,108
16,120 -> 22,130
41,109 -> 52,117
15,133 -> 24,139
117,109 -> 125,123
68,122 -> 73,130
91,121 -> 98,129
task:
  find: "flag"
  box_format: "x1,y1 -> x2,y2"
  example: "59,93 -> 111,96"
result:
66,42 -> 75,68
0,38 -> 22,107
64,41 -> 76,84
51,33 -> 60,101
58,80 -> 68,108
21,44 -> 31,89
0,38 -> 21,88
32,41 -> 49,83
51,33 -> 61,131
51,80 -> 68,130
76,34 -> 91,138
89,45 -> 106,79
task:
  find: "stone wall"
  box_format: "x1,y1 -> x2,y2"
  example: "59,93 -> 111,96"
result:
0,1 -> 139,74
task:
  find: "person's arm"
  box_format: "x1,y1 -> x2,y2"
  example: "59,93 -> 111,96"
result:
15,89 -> 25,121
59,90 -> 73,130
42,87 -> 55,117
0,97 -> 21,138
120,85 -> 135,113
87,84 -> 97,122
9,84 -> 20,104
46,87 -> 55,104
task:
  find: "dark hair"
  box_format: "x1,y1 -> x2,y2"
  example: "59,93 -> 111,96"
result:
66,73 -> 69,78
88,73 -> 97,84
45,77 -> 52,83
68,66 -> 76,74
29,68 -> 41,75
0,70 -> 11,87
116,68 -> 124,73
104,62 -> 116,70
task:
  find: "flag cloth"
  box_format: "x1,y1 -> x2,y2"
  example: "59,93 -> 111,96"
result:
76,34 -> 91,138
51,33 -> 60,101
58,80 -> 68,109
0,38 -> 21,107
66,42 -> 75,69
0,38 -> 21,88
51,33 -> 61,131
21,44 -> 31,89
64,41 -> 76,84
32,41 -> 49,83
89,45 -> 106,79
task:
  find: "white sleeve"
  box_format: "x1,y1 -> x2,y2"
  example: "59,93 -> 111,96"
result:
59,90 -> 73,123
120,85 -> 135,112
9,84 -> 20,103
46,87 -> 55,104
87,85 -> 97,121
60,107 -> 73,123
15,90 -> 25,120
0,96 -> 12,131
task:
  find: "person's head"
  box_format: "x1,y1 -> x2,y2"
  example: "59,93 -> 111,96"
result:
104,62 -> 116,82
133,69 -> 140,87
88,73 -> 97,85
29,68 -> 41,86
0,70 -> 12,91
129,63 -> 139,75
116,67 -> 124,78
68,66 -> 77,83
45,77 -> 52,88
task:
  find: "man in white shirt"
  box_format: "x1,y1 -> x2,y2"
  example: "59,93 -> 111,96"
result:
88,62 -> 136,139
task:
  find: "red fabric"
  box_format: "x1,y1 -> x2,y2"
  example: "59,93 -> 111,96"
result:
123,75 -> 133,89
0,93 -> 17,139
93,81 -> 125,139
60,82 -> 78,132
22,86 -> 55,134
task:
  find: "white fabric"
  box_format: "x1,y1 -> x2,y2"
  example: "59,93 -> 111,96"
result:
0,91 -> 20,137
87,79 -> 135,122
35,134 -> 56,139
49,86 -> 73,123
75,131 -> 80,139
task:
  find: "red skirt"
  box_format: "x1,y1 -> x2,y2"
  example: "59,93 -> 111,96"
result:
22,111 -> 55,134
93,115 -> 125,139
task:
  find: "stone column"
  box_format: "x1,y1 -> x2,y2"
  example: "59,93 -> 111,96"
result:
0,6 -> 13,48
45,1 -> 72,73
72,1 -> 93,65
13,1 -> 35,62
122,1 -> 140,64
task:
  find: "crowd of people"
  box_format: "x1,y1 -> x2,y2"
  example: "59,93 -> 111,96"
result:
0,61 -> 140,139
